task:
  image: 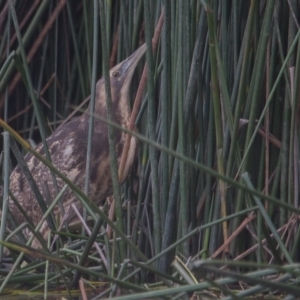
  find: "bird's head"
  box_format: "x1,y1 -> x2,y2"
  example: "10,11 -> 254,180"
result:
95,44 -> 146,122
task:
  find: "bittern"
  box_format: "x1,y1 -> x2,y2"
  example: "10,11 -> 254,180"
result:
3,44 -> 146,248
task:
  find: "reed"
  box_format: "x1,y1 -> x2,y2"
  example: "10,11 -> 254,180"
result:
0,1 -> 299,298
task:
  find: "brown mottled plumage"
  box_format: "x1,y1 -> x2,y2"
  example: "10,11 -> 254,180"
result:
5,44 -> 146,248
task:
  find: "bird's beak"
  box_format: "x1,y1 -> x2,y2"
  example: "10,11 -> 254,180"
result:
120,43 -> 147,84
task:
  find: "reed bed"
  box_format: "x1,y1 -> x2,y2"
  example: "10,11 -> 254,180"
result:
0,1 -> 300,299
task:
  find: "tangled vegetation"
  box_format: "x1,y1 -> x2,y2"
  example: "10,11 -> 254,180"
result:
1,1 -> 300,299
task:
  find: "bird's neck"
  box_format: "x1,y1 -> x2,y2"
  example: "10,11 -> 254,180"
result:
93,90 -> 131,128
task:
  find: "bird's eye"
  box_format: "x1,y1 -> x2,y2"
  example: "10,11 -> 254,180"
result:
112,71 -> 120,78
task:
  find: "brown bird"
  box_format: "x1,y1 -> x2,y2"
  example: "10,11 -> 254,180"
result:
4,44 -> 146,249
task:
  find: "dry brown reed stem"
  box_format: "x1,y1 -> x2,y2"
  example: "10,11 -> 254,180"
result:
0,0 -> 68,110
1,0 -> 40,61
79,279 -> 88,300
8,0 -> 41,51
8,74 -> 56,123
239,119 -> 281,149
0,2 -> 9,29
118,10 -> 165,181
210,212 -> 257,259
234,217 -> 299,261
106,10 -> 164,239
